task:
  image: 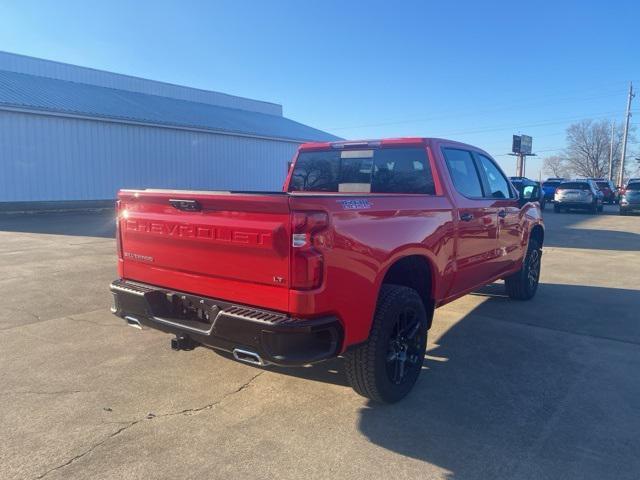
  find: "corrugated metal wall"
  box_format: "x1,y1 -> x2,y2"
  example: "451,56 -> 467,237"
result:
0,51 -> 283,116
0,110 -> 299,202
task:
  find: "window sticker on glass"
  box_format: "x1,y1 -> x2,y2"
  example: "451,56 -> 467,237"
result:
338,183 -> 371,192
341,150 -> 373,159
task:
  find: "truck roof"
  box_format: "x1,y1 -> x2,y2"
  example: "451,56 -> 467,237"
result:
299,137 -> 483,151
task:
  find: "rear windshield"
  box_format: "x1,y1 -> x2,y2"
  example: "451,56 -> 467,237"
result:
543,181 -> 561,187
627,183 -> 640,191
558,182 -> 590,190
597,182 -> 610,189
288,147 -> 435,194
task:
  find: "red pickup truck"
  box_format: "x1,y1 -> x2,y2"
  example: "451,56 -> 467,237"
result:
111,137 -> 544,403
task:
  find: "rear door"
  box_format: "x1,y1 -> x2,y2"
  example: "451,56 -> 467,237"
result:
441,147 -> 501,294
118,190 -> 292,311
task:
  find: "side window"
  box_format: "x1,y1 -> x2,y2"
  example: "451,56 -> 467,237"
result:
522,185 -> 535,199
477,154 -> 513,199
442,148 -> 483,197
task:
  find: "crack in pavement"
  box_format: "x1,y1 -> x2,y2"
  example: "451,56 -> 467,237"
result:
0,309 -> 43,331
64,315 -> 122,328
33,422 -> 137,480
0,309 -> 113,332
0,389 -> 86,397
33,371 -> 264,479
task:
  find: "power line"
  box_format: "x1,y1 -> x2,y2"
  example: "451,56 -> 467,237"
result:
431,111 -> 621,137
327,88 -> 629,131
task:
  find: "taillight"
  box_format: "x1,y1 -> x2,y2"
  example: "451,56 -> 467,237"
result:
115,201 -> 126,279
291,211 -> 328,290
115,200 -> 123,259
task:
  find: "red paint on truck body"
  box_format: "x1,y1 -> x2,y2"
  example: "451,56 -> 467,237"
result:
116,138 -> 543,351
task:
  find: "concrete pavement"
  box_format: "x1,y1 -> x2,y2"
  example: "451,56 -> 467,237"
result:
1,206 -> 639,480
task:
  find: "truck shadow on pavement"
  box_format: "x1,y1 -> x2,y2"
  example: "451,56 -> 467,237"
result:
356,282 -> 640,479
257,281 -> 640,479
215,350 -> 351,387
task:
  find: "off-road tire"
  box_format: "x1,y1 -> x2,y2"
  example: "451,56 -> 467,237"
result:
505,238 -> 542,300
344,285 -> 429,404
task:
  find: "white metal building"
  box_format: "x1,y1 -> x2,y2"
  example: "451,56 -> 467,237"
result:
0,51 -> 339,208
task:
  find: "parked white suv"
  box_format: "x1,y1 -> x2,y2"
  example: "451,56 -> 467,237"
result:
554,180 -> 603,214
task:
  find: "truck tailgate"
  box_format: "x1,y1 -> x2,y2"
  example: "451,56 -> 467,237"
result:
118,190 -> 291,311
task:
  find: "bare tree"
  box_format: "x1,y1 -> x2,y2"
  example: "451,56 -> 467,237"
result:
542,155 -> 569,177
563,119 -> 633,179
633,156 -> 640,177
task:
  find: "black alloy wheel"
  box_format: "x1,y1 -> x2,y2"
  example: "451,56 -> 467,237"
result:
386,306 -> 424,385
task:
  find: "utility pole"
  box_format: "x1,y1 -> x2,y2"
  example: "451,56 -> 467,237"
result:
608,120 -> 615,181
617,82 -> 634,187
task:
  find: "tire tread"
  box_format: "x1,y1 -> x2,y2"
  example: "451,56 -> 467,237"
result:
505,238 -> 542,300
345,285 -> 426,403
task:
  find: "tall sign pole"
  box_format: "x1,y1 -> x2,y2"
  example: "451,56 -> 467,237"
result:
516,153 -> 524,177
608,120 -> 615,181
511,135 -> 534,177
618,82 -> 634,187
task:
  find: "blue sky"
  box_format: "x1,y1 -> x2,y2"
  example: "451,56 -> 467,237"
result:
1,0 -> 638,177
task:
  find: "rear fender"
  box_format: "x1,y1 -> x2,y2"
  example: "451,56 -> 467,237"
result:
371,247 -> 439,326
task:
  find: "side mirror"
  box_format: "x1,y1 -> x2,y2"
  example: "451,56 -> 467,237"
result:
518,185 -> 538,207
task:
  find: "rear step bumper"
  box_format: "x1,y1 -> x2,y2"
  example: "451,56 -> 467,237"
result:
110,279 -> 342,366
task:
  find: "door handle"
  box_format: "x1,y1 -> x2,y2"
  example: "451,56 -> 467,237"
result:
169,199 -> 202,212
460,212 -> 473,222
498,210 -> 507,218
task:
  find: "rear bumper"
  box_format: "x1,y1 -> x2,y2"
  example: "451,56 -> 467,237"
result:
620,201 -> 640,212
110,279 -> 342,366
555,200 -> 594,208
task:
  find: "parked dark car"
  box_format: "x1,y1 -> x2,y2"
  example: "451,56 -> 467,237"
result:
625,178 -> 640,188
614,180 -> 639,203
619,181 -> 640,215
554,180 -> 603,213
542,179 -> 564,202
510,176 -> 545,209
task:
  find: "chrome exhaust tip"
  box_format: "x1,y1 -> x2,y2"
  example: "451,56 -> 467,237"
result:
233,348 -> 269,366
125,316 -> 143,330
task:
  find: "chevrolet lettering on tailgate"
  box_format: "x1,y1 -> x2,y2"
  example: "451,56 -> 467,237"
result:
124,219 -> 273,247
